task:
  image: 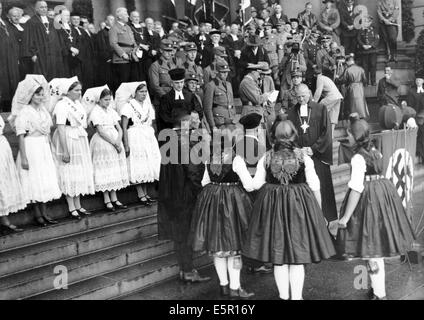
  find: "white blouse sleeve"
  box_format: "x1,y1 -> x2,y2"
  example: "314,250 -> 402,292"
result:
53,101 -> 68,125
89,107 -> 102,127
120,103 -> 132,119
232,155 -> 254,192
252,156 -> 267,190
0,116 -> 5,135
348,154 -> 366,193
304,155 -> 321,192
15,108 -> 29,136
201,164 -> 211,187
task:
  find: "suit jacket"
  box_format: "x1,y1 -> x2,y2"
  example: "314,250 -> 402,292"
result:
270,13 -> 289,28
298,10 -> 318,29
239,46 -> 270,77
338,1 -> 359,37
109,22 -> 136,64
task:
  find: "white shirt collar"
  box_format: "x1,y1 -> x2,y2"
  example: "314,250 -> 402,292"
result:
175,90 -> 184,100
252,47 -> 259,54
148,29 -> 153,35
300,104 -> 308,117
133,23 -> 141,28
117,21 -> 125,26
14,23 -> 24,31
418,87 -> 424,94
231,34 -> 238,41
0,18 -> 5,26
40,16 -> 49,24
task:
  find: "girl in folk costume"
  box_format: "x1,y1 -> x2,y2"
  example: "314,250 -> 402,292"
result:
117,82 -> 160,206
0,116 -> 27,232
13,76 -> 62,227
88,87 -> 129,211
190,130 -> 255,300
336,114 -> 415,300
243,117 -> 336,300
52,77 -> 95,220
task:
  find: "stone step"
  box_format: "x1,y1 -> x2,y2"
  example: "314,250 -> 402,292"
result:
0,212 -> 158,278
0,203 -> 156,254
0,237 -> 174,300
26,253 -> 211,300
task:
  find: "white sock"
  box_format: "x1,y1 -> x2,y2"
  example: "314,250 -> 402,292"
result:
213,257 -> 229,286
274,265 -> 289,300
369,258 -> 386,298
227,256 -> 241,290
289,265 -> 305,300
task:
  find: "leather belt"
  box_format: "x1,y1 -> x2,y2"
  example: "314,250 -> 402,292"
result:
118,42 -> 134,48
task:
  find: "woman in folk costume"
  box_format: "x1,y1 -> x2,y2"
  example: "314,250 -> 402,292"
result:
190,130 -> 255,300
52,77 -> 95,220
13,76 -> 62,227
116,82 -> 160,206
336,114 -> 415,300
0,116 -> 27,232
87,87 -> 129,212
243,117 -> 336,300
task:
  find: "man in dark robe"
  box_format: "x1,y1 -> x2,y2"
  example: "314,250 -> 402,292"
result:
79,15 -> 96,90
287,84 -> 337,222
22,0 -> 65,81
94,15 -> 114,88
0,2 -> 20,112
6,7 -> 29,80
158,68 -> 203,133
157,109 -> 211,283
142,17 -> 161,74
239,35 -> 270,78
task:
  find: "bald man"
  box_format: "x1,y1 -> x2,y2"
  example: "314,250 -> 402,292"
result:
286,84 -> 337,223
22,0 -> 66,80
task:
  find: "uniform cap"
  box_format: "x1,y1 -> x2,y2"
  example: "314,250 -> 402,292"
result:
185,72 -> 199,82
161,39 -> 174,51
291,70 -> 303,78
213,46 -> 228,57
184,42 -> 198,52
210,29 -> 221,36
216,60 -> 230,72
169,68 -> 186,81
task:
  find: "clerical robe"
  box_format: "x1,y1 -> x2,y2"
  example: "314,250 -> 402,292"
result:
22,15 -> 66,81
287,101 -> 338,222
0,20 -> 20,111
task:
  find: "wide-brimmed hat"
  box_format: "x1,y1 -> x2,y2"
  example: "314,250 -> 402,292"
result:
239,112 -> 262,130
169,68 -> 186,81
258,62 -> 272,74
246,35 -> 262,47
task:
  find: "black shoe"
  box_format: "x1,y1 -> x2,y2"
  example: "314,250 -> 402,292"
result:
370,294 -> 387,300
43,215 -> 59,224
70,210 -> 82,220
105,202 -> 116,212
182,269 -> 211,283
220,285 -> 230,297
229,288 -> 255,300
77,208 -> 91,216
1,224 -> 24,233
112,201 -> 127,210
145,195 -> 157,204
139,196 -> 151,206
35,217 -> 48,227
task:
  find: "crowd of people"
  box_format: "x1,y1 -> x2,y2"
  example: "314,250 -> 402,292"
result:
0,0 -> 419,301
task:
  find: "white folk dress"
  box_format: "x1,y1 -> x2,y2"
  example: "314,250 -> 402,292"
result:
89,105 -> 129,192
15,105 -> 62,204
52,97 -> 95,197
121,99 -> 161,183
0,117 -> 28,216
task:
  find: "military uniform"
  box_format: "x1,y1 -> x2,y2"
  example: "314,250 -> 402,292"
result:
276,31 -> 291,64
304,39 -> 321,91
262,32 -> 279,82
281,87 -> 298,113
203,62 -> 236,129
148,39 -> 177,106
357,26 -> 380,85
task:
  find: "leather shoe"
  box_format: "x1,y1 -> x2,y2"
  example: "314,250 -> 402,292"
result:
70,211 -> 82,220
145,195 -> 157,204
229,288 -> 255,300
220,285 -> 230,297
43,215 -> 59,225
1,224 -> 24,233
35,217 -> 48,227
112,201 -> 127,210
182,269 -> 211,283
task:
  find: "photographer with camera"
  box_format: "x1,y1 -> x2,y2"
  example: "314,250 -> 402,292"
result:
278,41 -> 307,91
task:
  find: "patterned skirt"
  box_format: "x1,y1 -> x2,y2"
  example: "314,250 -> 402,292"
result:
190,183 -> 253,256
336,179 -> 416,259
126,125 -> 161,184
90,131 -> 129,193
0,136 -> 28,216
243,183 -> 336,265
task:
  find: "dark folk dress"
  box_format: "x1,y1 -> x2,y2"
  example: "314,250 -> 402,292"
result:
243,149 -> 336,265
190,162 -> 253,257
336,149 -> 415,259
